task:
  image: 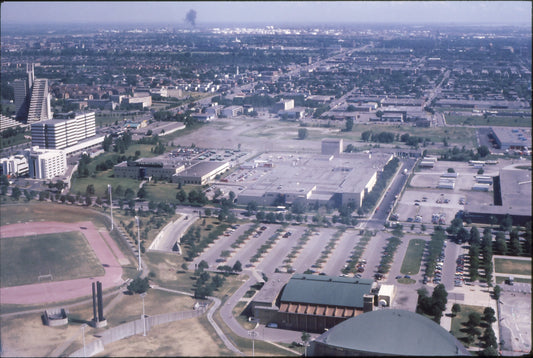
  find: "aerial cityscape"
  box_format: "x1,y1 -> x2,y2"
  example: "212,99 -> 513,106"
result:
0,1 -> 531,357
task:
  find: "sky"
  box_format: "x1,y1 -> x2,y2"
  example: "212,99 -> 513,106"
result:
1,1 -> 531,27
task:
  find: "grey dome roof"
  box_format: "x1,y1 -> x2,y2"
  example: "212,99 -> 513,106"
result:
314,309 -> 470,356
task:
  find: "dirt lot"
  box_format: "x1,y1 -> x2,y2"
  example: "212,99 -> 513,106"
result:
171,115 -> 340,153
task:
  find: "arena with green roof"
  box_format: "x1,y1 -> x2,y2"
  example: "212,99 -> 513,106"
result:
309,309 -> 471,356
251,273 -> 377,333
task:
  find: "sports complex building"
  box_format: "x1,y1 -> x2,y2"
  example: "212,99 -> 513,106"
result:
251,273 -> 377,333
236,139 -> 393,210
308,309 -> 470,356
464,165 -> 532,226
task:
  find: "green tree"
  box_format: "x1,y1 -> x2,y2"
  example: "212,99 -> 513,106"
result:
137,186 -> 147,199
86,184 -> 95,196
477,145 -> 490,158
11,186 -> 21,201
176,189 -> 186,203
298,128 -> 308,140
451,303 -> 461,317
495,232 -> 507,255
301,331 -> 311,356
345,117 -> 354,131
127,277 -> 150,294
509,229 -> 521,256
232,260 -> 242,272
481,326 -> 498,349
493,285 -> 501,300
483,307 -> 496,324
431,283 -> 448,312
469,226 -> 481,246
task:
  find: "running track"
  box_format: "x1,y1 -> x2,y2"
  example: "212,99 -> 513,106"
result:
0,221 -> 125,305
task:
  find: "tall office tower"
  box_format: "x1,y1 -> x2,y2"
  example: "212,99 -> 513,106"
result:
13,63 -> 51,123
27,79 -> 52,123
14,78 -> 30,120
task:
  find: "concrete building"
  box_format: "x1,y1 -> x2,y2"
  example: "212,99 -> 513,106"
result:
377,284 -> 396,307
490,127 -> 531,151
465,165 -> 532,226
25,146 -> 67,179
13,63 -> 34,121
252,274 -> 376,333
0,154 -> 29,177
172,161 -> 230,185
114,159 -> 185,180
221,105 -> 243,117
27,79 -> 53,123
308,309 -> 470,356
14,63 -> 52,123
237,151 -> 391,210
122,95 -> 152,108
31,112 -> 97,150
321,138 -> 343,155
273,99 -> 295,112
0,114 -> 28,131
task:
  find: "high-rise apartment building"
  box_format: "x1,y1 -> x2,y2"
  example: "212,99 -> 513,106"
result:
13,63 -> 52,123
31,112 -> 96,150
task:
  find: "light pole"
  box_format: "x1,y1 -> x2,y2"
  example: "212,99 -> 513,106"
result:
135,216 -> 141,271
140,292 -> 147,336
248,330 -> 257,357
108,184 -> 113,230
81,323 -> 88,357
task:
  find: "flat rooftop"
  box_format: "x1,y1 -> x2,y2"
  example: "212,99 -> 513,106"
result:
491,127 -> 531,147
241,152 -> 392,196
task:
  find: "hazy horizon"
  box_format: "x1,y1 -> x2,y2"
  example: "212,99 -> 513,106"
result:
1,1 -> 531,27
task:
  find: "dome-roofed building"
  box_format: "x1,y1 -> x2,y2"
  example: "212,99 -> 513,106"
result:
308,309 -> 470,356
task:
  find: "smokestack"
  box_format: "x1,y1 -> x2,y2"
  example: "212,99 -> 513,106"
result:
92,282 -> 98,322
97,281 -> 104,321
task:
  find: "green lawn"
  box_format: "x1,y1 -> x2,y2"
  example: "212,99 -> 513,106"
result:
494,258 -> 531,276
495,276 -> 531,284
0,231 -> 104,287
445,114 -> 532,127
450,304 -> 486,348
400,239 -> 426,275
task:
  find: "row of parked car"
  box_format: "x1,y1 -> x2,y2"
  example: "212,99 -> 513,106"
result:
455,254 -> 465,287
432,243 -> 447,284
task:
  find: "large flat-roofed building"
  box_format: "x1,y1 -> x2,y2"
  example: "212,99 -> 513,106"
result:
465,165 -> 532,226
114,158 -> 185,180
309,309 -> 470,356
25,147 -> 66,179
490,127 -> 531,151
252,274 -> 376,333
172,161 -> 230,185
236,151 -> 392,209
31,112 -> 96,150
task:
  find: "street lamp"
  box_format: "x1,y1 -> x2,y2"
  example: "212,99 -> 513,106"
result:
248,330 -> 257,357
81,323 -> 88,357
135,216 -> 141,271
108,184 -> 113,230
140,292 -> 147,336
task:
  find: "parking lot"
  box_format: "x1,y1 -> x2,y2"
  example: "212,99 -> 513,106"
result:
395,159 -> 514,224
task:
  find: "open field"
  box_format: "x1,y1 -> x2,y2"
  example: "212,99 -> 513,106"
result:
400,239 -> 425,275
495,276 -> 531,284
445,114 -> 532,127
450,304 -> 486,348
494,257 -> 532,276
0,231 -> 104,287
0,202 -> 108,226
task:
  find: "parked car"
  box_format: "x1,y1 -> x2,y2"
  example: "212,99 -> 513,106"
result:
396,275 -> 402,279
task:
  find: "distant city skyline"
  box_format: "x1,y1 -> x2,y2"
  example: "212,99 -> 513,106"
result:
1,1 -> 531,27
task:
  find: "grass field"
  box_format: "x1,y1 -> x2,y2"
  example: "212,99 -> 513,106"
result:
450,304 -> 486,348
0,231 -> 104,287
495,276 -> 531,284
494,258 -> 531,276
0,202 -> 105,226
445,114 -> 532,127
400,239 -> 426,275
